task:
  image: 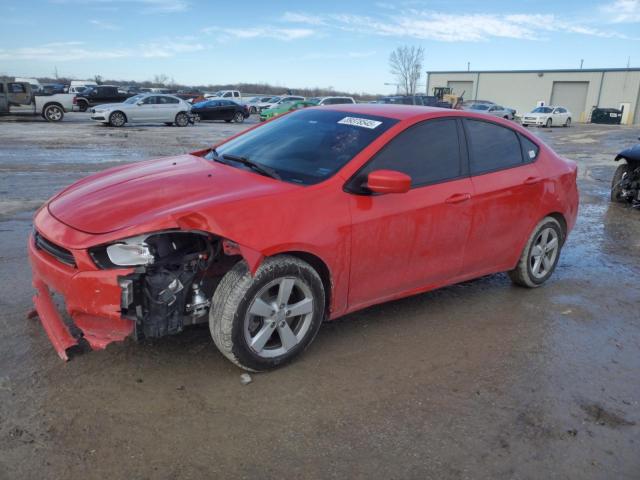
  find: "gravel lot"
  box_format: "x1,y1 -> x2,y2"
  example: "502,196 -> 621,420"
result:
1,112 -> 639,479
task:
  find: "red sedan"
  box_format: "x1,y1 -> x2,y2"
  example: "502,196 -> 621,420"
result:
28,105 -> 578,370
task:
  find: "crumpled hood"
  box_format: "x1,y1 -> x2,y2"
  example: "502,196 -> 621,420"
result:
48,154 -> 294,234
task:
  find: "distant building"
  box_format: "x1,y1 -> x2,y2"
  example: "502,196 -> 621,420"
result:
426,68 -> 640,124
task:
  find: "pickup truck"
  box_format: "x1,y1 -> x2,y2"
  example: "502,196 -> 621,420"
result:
75,85 -> 131,111
0,81 -> 77,121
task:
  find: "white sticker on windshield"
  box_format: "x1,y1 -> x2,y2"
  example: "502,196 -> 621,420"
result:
337,117 -> 382,129
528,149 -> 536,159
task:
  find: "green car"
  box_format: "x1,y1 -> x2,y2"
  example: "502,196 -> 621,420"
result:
259,101 -> 316,121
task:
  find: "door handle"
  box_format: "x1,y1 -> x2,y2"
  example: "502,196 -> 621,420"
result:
445,193 -> 471,204
523,176 -> 542,185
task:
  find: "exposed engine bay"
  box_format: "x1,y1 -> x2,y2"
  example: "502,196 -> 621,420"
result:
94,231 -> 238,341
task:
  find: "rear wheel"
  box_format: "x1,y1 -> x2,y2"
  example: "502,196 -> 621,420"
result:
175,112 -> 189,127
611,163 -> 633,202
77,101 -> 88,112
509,217 -> 563,288
108,111 -> 126,127
43,104 -> 64,122
233,111 -> 245,123
210,255 -> 325,371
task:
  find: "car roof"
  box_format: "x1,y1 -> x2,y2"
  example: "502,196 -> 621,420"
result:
321,103 -> 448,120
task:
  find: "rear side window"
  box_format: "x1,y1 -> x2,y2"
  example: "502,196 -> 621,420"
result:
359,118 -> 463,188
520,134 -> 539,161
158,96 -> 179,104
8,83 -> 26,93
465,119 -> 523,174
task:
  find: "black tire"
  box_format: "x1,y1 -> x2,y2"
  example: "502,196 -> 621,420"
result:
43,104 -> 64,122
164,122 -> 173,126
77,101 -> 88,112
564,118 -> 571,127
545,118 -> 552,128
175,112 -> 189,127
509,217 -> 563,288
233,111 -> 245,123
108,111 -> 126,127
250,106 -> 257,114
210,255 -> 325,371
611,163 -> 633,202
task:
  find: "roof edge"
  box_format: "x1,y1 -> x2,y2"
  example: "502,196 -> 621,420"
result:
426,68 -> 640,74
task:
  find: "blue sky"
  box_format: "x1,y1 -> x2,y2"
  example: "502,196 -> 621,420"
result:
1,0 -> 639,94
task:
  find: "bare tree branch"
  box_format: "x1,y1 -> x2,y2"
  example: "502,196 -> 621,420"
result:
389,46 -> 424,96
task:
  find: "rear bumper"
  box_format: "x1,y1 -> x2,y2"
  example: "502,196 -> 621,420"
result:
28,230 -> 134,360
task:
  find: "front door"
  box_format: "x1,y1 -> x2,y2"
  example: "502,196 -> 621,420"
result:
460,118 -> 544,276
347,118 -> 474,309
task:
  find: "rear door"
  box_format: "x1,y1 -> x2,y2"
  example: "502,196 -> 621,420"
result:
156,95 -> 180,122
7,82 -> 31,105
461,119 -> 544,276
347,118 -> 474,308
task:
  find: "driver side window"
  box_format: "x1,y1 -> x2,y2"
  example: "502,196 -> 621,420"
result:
356,118 -> 464,189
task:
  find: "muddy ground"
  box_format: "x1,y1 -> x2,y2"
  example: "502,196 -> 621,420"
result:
0,112 -> 639,479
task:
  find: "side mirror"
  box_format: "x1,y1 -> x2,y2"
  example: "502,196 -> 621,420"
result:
366,170 -> 411,194
136,101 -> 144,106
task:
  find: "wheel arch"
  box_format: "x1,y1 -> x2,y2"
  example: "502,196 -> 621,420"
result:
43,101 -> 64,112
545,212 -> 568,244
271,250 -> 332,317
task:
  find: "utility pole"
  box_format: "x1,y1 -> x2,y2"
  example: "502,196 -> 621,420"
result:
627,56 -> 631,68
580,59 -> 584,69
467,62 -> 470,72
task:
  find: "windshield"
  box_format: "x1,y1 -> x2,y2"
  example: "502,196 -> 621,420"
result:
124,94 -> 145,104
470,104 -> 490,110
532,107 -> 553,113
207,109 -> 398,185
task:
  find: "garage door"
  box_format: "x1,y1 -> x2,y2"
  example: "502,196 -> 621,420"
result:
447,81 -> 473,100
550,82 -> 589,122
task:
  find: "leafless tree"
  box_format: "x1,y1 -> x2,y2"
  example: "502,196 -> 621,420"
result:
389,46 -> 424,95
153,73 -> 169,86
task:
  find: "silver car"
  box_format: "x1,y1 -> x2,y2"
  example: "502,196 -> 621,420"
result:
90,93 -> 192,127
464,103 -> 515,120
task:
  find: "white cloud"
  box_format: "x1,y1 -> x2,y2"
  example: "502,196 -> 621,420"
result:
50,0 -> 189,14
0,37 -> 204,61
89,19 -> 120,30
203,26 -> 315,41
602,0 -> 640,22
300,50 -> 377,60
281,11 -> 325,25
283,9 -> 634,42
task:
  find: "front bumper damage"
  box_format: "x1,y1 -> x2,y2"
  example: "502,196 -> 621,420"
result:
27,208 -> 261,360
28,235 -> 134,360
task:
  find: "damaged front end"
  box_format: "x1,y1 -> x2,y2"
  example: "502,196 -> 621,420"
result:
91,230 -> 236,341
613,144 -> 640,207
29,226 -> 245,359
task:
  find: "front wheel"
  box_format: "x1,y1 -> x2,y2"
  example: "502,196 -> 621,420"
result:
564,118 -> 571,127
43,104 -> 64,122
545,118 -> 552,128
509,217 -> 563,288
611,163 -> 633,202
233,111 -> 245,123
210,256 -> 325,371
108,111 -> 126,127
175,112 -> 189,127
77,101 -> 88,112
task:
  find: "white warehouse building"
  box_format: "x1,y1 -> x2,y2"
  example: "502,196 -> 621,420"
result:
426,68 -> 640,125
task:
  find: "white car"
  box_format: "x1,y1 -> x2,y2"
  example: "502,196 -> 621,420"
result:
307,96 -> 356,106
90,93 -> 192,127
245,96 -> 276,114
521,106 -> 572,127
262,95 -> 305,109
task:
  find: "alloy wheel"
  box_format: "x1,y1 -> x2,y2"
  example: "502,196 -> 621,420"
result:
45,106 -> 63,121
529,227 -> 559,279
243,277 -> 314,358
